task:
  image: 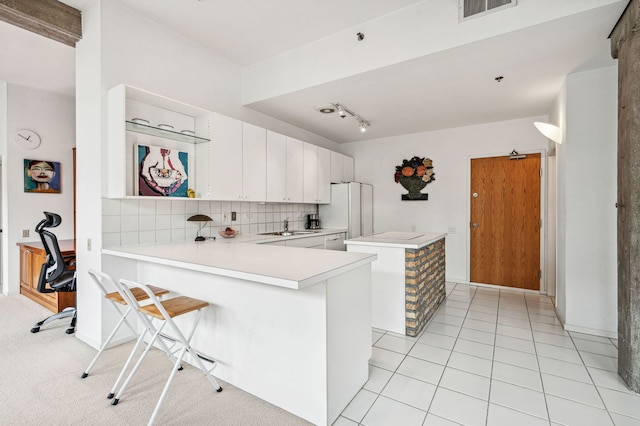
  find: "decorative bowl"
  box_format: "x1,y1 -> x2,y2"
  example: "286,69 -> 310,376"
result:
219,228 -> 238,238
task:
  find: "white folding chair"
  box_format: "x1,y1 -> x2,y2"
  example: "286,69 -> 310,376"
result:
113,278 -> 222,425
82,269 -> 170,379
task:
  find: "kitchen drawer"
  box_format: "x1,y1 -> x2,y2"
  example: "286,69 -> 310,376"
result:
261,240 -> 287,246
286,235 -> 325,248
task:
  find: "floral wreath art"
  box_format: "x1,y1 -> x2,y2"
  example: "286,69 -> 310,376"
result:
394,156 -> 435,200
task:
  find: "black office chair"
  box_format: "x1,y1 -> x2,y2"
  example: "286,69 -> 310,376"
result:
30,212 -> 77,335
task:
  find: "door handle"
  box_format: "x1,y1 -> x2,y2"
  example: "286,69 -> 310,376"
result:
472,223 -> 479,228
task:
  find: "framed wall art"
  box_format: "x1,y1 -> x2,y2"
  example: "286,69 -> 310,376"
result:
24,159 -> 61,193
135,144 -> 189,197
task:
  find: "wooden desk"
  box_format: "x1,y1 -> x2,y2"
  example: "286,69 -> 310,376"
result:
17,240 -> 76,313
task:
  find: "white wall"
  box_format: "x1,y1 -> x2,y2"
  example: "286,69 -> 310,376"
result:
557,66 -> 618,336
1,84 -> 75,295
551,81 -> 568,324
1,81 -> 6,291
341,117 -> 548,283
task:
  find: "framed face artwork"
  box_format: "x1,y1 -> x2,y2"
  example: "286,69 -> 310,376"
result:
135,144 -> 189,197
24,159 -> 61,193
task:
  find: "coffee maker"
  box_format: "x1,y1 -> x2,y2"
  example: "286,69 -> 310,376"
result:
305,214 -> 320,229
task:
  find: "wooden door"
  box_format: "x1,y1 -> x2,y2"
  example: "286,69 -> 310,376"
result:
470,154 -> 541,290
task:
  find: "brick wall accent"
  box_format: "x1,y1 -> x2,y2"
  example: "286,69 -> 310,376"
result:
405,238 -> 446,337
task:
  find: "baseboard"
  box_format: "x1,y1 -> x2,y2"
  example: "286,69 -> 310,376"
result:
446,278 -> 469,285
76,331 -> 136,351
75,331 -> 101,350
470,281 -> 543,294
564,323 -> 617,339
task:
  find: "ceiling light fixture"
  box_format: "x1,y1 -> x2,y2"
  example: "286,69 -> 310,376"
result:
314,105 -> 336,114
534,122 -> 562,144
357,117 -> 369,132
319,102 -> 370,132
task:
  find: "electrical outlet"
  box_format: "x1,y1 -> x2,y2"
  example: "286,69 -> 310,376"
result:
87,238 -> 92,251
22,229 -> 29,237
223,212 -> 228,221
411,225 -> 416,232
448,226 -> 456,234
231,211 -> 237,221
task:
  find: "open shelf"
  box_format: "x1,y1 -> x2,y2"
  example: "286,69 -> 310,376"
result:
126,120 -> 210,144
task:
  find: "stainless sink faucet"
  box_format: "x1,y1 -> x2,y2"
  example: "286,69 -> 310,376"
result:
284,218 -> 289,231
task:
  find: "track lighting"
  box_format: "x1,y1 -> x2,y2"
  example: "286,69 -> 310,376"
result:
357,117 -> 369,132
316,102 -> 370,133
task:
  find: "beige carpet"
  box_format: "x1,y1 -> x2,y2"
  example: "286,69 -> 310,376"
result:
0,294 -> 312,426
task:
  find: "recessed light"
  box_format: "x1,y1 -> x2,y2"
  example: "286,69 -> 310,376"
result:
314,105 -> 336,114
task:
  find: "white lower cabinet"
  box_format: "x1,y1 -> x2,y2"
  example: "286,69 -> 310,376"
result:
286,235 -> 325,248
260,232 -> 346,249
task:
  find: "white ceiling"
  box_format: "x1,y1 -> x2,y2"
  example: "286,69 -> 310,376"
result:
0,0 -> 627,143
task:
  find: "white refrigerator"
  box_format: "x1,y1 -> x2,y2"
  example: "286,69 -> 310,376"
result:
319,182 -> 373,239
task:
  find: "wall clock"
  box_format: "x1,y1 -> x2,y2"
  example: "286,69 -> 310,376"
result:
14,129 -> 41,150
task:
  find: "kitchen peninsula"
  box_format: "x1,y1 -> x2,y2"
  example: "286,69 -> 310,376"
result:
345,232 -> 446,337
102,238 -> 376,426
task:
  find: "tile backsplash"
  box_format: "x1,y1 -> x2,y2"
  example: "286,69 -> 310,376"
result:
102,198 -> 318,247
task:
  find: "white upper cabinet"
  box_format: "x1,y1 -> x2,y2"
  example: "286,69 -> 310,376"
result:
107,83 -> 351,204
211,118 -> 266,201
211,113 -> 242,201
303,143 -> 331,204
106,83 -> 211,199
317,147 -> 331,203
241,122 -> 266,201
343,155 -> 354,182
330,151 -> 343,183
303,143 -> 318,203
330,151 -> 354,183
266,131 -> 287,202
286,137 -> 304,203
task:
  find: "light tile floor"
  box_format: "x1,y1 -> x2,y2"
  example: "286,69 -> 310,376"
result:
336,283 -> 640,426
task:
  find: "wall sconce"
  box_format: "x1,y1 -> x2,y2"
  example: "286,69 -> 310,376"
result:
534,122 -> 562,144
187,214 -> 212,241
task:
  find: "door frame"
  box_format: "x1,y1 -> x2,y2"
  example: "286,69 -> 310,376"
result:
466,149 -> 549,294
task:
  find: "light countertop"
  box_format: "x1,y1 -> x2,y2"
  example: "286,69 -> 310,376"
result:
214,228 -> 347,245
345,231 -> 446,249
103,233 -> 375,290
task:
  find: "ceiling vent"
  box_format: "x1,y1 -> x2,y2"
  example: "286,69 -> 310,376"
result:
460,0 -> 516,20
